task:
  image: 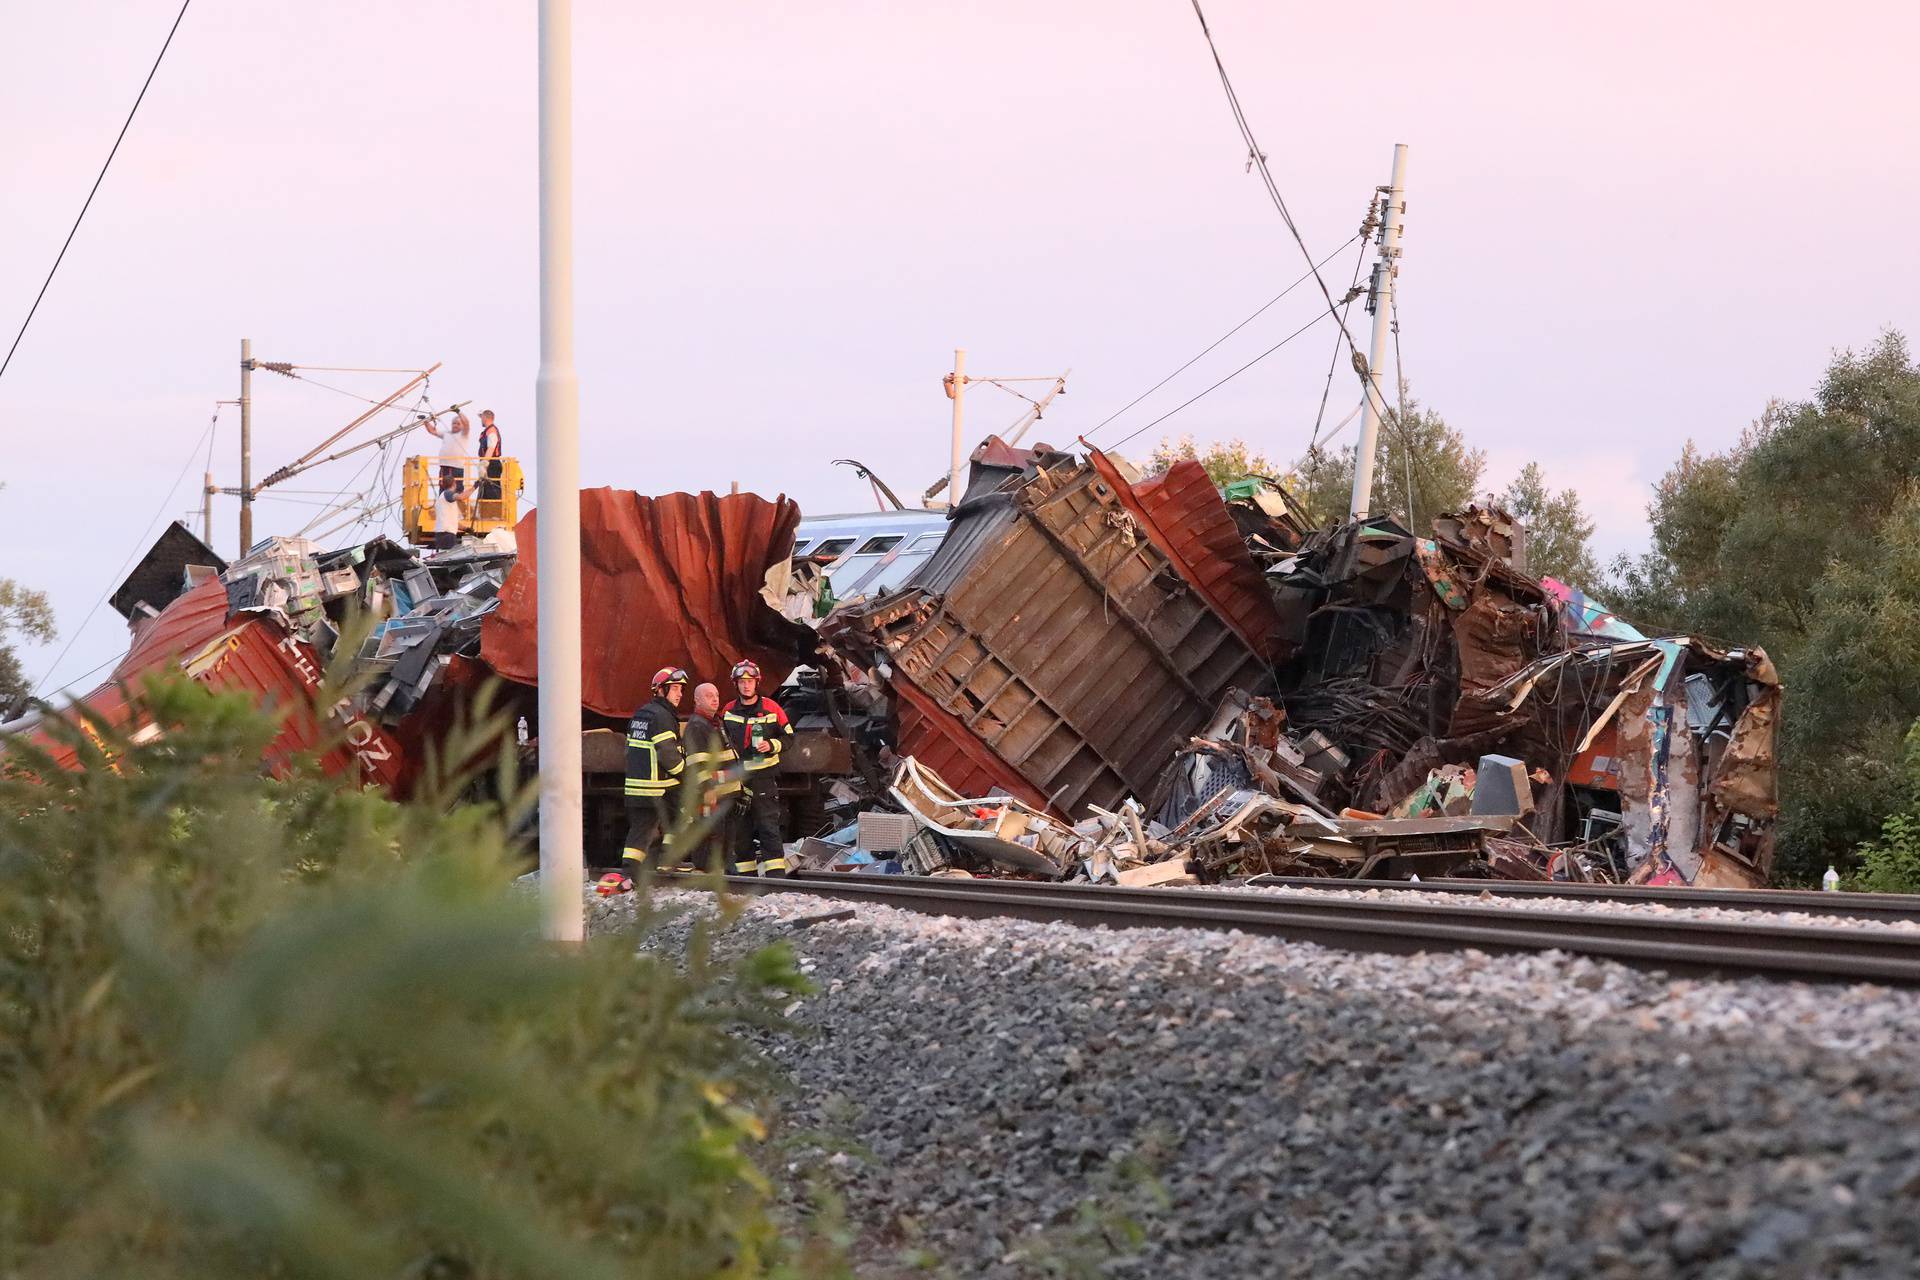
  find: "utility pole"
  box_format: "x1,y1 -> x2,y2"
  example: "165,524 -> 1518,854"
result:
536,0 -> 584,943
239,338 -> 254,555
932,359 -> 1066,509
202,472 -> 214,545
946,348 -> 967,509
1348,142 -> 1409,521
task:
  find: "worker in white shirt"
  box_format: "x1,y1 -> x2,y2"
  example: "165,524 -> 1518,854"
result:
424,410 -> 471,548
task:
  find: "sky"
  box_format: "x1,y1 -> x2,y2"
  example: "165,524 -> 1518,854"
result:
4,0 -> 1917,696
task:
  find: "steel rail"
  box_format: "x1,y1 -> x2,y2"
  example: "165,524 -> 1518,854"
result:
660,872 -> 1920,987
1243,875 -> 1920,924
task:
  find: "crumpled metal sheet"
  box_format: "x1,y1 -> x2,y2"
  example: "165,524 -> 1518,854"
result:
480,488 -> 819,719
33,579 -> 408,790
1710,672 -> 1780,819
828,458 -> 1270,819
1089,449 -> 1294,661
1451,589 -> 1549,696
892,686 -> 1055,814
116,576 -> 234,678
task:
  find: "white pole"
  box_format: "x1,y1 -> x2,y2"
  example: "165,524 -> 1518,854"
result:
239,338 -> 253,555
947,348 -> 967,509
1348,143 -> 1409,520
536,0 -> 584,943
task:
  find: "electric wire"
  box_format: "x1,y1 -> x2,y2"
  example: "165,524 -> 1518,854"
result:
1306,235 -> 1373,454
291,445 -> 388,539
1186,1 -> 1367,376
1,0 -> 193,382
282,365 -> 430,376
264,367 -> 421,409
1103,309 -> 1332,451
31,411 -> 216,696
1301,236 -> 1373,504
1391,289 -> 1415,522
1085,232 -> 1360,443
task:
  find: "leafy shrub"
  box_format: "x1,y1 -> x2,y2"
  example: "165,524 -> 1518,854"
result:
1856,722 -> 1920,893
0,671 -> 827,1277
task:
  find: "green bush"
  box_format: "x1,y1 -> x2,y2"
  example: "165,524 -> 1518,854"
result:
0,671 -> 829,1277
1856,721 -> 1920,894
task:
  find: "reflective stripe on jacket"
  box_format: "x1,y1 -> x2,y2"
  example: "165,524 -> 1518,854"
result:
684,713 -> 743,797
721,696 -> 791,774
625,696 -> 684,796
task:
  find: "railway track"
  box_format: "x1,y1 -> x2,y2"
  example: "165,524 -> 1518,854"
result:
663,871 -> 1920,987
1243,874 -> 1920,924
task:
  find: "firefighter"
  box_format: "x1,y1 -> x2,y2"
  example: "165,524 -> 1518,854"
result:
623,667 -> 688,871
682,681 -> 743,870
721,659 -> 792,875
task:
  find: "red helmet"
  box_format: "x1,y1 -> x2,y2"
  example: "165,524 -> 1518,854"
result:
650,666 -> 690,693
595,872 -> 633,896
730,659 -> 761,683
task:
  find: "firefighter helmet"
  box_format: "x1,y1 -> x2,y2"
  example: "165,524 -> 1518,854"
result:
595,871 -> 633,896
730,659 -> 761,683
650,666 -> 690,693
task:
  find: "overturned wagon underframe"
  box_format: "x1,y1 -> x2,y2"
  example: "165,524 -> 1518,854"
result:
830,458 -> 1270,818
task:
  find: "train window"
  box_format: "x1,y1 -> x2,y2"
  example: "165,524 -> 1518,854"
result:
812,537 -> 856,559
854,535 -> 903,555
790,540 -> 810,555
908,532 -> 945,550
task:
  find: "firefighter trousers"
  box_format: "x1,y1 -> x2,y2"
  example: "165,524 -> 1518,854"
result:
731,777 -> 787,875
622,794 -> 672,868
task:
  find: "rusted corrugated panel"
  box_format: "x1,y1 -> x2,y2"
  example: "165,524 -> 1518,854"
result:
177,619 -> 408,789
893,680 -> 1054,813
34,593 -> 407,790
115,576 -> 234,680
482,488 -> 819,720
835,459 -> 1269,818
26,577 -> 236,772
1089,450 -> 1291,662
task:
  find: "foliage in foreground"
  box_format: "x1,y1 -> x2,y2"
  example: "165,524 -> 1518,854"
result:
0,673 -> 823,1278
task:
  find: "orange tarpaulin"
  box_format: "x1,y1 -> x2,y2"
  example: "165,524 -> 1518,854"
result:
480,487 -> 818,719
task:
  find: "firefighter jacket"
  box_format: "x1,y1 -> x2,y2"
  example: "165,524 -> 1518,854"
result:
721,695 -> 791,776
625,696 -> 685,797
683,712 -> 743,800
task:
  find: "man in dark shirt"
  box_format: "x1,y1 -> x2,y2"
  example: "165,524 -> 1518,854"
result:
681,682 -> 743,871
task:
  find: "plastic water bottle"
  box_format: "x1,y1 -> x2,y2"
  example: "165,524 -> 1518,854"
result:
1823,865 -> 1840,892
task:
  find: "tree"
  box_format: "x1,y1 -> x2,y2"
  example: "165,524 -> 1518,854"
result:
0,576 -> 55,717
1498,462 -> 1600,586
1605,331 -> 1920,884
1148,434 -> 1283,489
1289,388 -> 1486,533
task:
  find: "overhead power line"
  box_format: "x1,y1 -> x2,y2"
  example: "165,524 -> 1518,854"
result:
0,0 -> 193,383
1103,309 -> 1333,452
31,410 -> 217,696
1086,232 -> 1360,443
1186,0 -> 1366,376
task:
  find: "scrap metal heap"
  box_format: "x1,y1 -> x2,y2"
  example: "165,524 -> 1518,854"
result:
825,451 -> 1781,889
23,488 -> 817,816
29,442 -> 1780,890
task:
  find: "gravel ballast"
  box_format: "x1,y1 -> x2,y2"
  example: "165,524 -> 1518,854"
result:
608,890 -> 1920,1278
1206,879 -> 1920,933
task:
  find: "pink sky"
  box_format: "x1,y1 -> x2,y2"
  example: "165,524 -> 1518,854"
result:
4,1 -> 1916,693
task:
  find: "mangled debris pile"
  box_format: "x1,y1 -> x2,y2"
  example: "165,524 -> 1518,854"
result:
822,452 -> 1781,888
24,488 -> 821,820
